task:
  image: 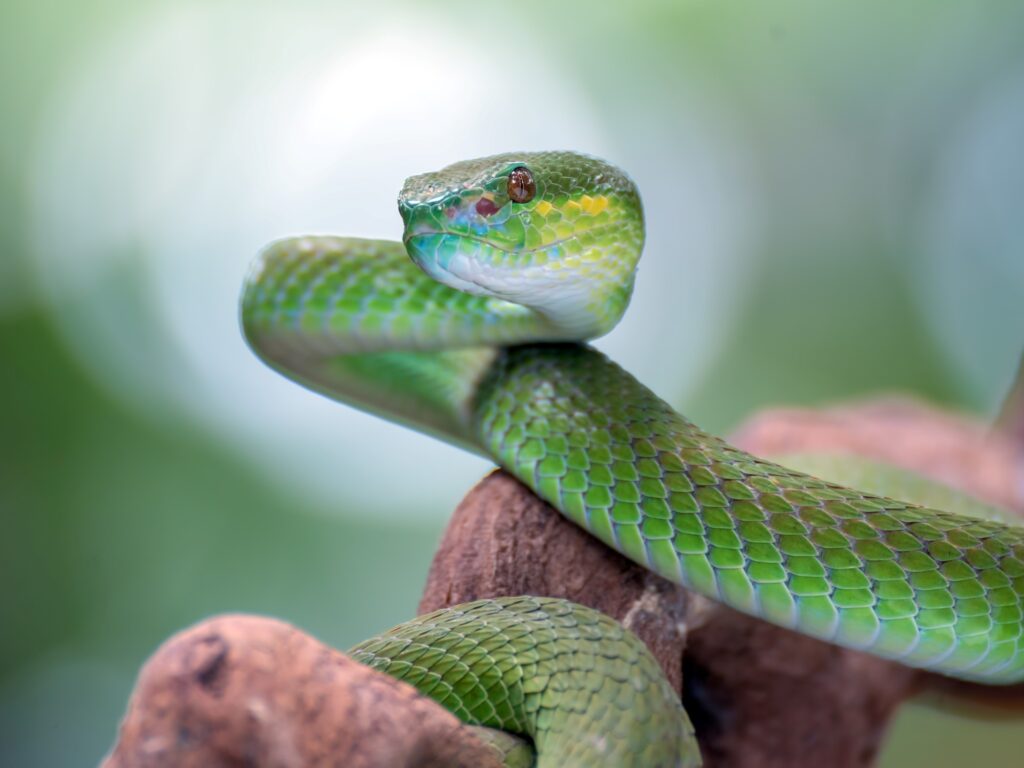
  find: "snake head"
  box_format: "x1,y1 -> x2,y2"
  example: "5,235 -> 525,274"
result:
398,151 -> 644,340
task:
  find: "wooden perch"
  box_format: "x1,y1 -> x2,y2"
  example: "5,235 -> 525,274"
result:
101,615 -> 506,768
104,396 -> 1024,767
422,469 -> 913,768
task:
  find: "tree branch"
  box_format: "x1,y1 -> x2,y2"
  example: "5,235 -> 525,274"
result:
102,615 -> 506,768
104,395 -> 1024,766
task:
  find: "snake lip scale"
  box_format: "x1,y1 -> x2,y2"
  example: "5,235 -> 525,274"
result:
403,228 -> 580,255
241,150 -> 1024,767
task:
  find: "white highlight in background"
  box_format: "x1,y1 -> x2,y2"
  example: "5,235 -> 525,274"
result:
29,2 -> 741,519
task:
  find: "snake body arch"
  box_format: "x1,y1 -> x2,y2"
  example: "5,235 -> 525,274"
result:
241,152 -> 1024,766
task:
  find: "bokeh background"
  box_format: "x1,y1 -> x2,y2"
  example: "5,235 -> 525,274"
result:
2,1 -> 1023,764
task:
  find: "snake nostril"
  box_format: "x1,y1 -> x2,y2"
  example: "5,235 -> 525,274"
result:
475,197 -> 500,217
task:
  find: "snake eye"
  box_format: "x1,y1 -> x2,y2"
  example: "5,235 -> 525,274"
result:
507,166 -> 536,204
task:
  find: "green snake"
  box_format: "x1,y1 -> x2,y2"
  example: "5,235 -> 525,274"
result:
240,151 -> 1024,766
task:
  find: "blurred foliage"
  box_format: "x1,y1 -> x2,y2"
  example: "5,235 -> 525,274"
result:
0,310 -> 439,764
2,0 -> 1022,765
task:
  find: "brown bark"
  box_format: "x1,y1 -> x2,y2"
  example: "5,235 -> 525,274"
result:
105,395 -> 1024,767
423,469 -> 915,768
419,396 -> 1024,767
418,470 -> 695,694
102,614 -> 504,768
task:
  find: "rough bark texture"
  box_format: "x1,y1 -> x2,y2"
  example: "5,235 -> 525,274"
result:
102,615 -> 504,768
424,470 -> 915,768
419,470 -> 695,694
105,395 -> 1024,767
419,396 -> 1024,767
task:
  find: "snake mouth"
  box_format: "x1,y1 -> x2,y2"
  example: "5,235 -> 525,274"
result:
403,228 -> 574,256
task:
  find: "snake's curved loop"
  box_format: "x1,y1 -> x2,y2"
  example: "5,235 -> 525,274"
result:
242,151 -> 1024,766
350,597 -> 698,767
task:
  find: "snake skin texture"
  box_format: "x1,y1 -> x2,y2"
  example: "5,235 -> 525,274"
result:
474,345 -> 1024,681
350,597 -> 698,767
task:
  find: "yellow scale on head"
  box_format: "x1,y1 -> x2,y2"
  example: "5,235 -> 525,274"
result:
579,194 -> 610,215
542,194 -> 615,277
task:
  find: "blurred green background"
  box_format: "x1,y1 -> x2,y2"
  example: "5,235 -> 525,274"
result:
2,1 -> 1022,765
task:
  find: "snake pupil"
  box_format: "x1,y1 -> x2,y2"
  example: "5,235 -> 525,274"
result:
507,166 -> 536,204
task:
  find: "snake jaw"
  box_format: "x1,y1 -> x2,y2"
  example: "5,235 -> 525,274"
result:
403,232 -> 495,298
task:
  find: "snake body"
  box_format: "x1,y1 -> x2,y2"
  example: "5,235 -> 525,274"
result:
241,152 -> 1024,765
350,596 -> 696,766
